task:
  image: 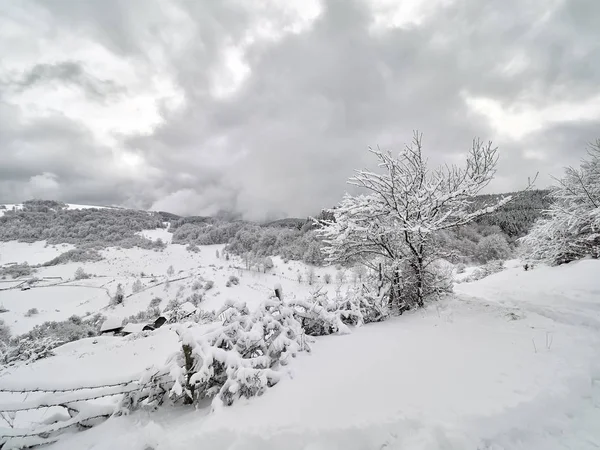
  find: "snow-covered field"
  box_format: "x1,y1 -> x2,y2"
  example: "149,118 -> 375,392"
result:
1,234 -> 599,449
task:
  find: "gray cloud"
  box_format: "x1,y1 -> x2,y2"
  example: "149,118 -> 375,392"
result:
1,0 -> 599,218
11,61 -> 126,101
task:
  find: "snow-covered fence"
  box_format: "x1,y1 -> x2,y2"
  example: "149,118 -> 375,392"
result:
0,374 -> 170,449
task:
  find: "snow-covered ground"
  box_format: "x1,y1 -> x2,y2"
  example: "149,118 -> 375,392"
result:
1,237 -> 599,449
0,241 -> 74,266
0,235 -> 342,334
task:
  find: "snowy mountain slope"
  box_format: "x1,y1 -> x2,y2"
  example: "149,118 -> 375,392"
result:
0,203 -> 116,218
0,236 -> 343,335
1,258 -> 597,449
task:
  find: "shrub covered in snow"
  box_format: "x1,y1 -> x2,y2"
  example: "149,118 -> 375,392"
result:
226,275 -> 240,287
122,287 -> 390,414
74,267 -> 91,280
0,263 -> 35,279
2,314 -> 105,366
459,260 -> 505,283
130,297 -> 310,410
474,233 -> 512,263
0,319 -> 10,344
132,279 -> 143,293
204,280 -> 214,291
111,284 -> 124,306
149,297 -> 162,308
43,248 -> 103,266
25,308 -> 39,317
186,243 -> 200,253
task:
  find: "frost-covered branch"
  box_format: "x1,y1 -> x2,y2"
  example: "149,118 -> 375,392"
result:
320,131 -> 530,308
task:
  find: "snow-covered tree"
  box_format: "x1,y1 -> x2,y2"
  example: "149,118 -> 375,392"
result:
475,234 -> 511,263
131,279 -> 143,293
320,132 -> 525,309
167,265 -> 174,277
521,141 -> 600,264
74,267 -> 90,280
112,284 -> 124,305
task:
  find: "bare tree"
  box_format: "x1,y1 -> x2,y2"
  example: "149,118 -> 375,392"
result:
320,132 -> 532,310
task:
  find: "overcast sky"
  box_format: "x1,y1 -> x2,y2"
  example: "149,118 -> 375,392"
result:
1,0 -> 598,219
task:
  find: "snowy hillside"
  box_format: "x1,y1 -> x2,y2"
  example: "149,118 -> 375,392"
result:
1,231 -> 599,449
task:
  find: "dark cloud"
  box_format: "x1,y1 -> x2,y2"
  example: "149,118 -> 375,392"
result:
1,0 -> 599,218
11,61 -> 126,101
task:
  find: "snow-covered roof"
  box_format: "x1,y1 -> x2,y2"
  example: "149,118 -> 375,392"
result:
100,316 -> 123,332
121,323 -> 146,334
179,301 -> 196,314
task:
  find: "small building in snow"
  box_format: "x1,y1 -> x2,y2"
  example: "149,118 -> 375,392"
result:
100,316 -> 124,335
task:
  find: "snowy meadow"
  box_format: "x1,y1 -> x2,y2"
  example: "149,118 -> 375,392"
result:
0,140 -> 599,450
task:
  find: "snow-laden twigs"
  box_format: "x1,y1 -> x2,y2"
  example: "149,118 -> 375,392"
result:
319,132 -> 534,309
521,141 -> 600,265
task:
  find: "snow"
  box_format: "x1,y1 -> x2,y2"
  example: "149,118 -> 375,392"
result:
121,322 -> 146,334
100,316 -> 123,332
0,241 -> 75,266
2,236 -> 599,449
179,301 -> 196,314
65,204 -> 112,211
137,227 -> 173,244
1,286 -> 109,335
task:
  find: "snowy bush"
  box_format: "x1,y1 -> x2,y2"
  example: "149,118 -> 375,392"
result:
44,248 -> 102,266
475,234 -> 511,263
460,260 -> 505,283
122,283 -> 395,415
132,279 -> 143,293
521,142 -> 600,265
149,297 -> 162,308
228,275 -> 240,286
288,292 -> 350,336
167,265 -> 175,277
25,308 -> 39,317
186,243 -> 200,253
111,284 -> 124,306
132,297 -> 311,410
323,273 -> 332,284
335,286 -> 389,326
2,336 -> 60,365
191,280 -> 203,291
0,263 -> 35,279
164,298 -> 181,312
3,314 -> 105,366
123,307 -> 161,326
305,267 -> 316,285
204,280 -> 214,290
186,292 -> 203,307
0,320 -> 10,343
74,267 -> 91,280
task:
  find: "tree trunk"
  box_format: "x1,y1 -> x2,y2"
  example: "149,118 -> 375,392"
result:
182,343 -> 195,405
415,255 -> 424,308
